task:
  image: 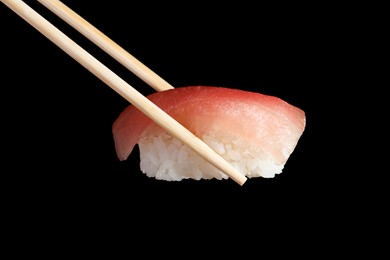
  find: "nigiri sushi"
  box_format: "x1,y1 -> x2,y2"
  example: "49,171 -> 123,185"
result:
112,86 -> 305,181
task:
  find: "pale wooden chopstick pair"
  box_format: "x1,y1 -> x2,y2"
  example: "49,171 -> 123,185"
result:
1,0 -> 247,185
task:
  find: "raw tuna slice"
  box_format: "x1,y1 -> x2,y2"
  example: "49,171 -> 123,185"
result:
112,86 -> 305,181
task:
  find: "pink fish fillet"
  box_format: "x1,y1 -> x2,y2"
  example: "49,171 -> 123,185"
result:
112,86 -> 306,181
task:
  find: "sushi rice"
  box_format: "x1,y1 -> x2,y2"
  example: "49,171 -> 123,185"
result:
138,130 -> 283,181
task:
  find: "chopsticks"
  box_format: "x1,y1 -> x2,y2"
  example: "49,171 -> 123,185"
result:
37,0 -> 174,92
1,0 -> 247,186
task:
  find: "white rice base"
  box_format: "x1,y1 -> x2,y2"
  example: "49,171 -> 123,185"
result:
138,130 -> 284,181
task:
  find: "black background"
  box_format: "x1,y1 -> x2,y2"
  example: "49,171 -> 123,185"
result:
1,0 -> 373,252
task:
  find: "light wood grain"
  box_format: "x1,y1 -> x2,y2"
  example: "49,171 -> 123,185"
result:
37,0 -> 174,92
1,0 -> 247,186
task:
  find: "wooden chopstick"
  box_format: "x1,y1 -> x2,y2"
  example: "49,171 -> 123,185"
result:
1,0 -> 247,186
37,0 -> 174,92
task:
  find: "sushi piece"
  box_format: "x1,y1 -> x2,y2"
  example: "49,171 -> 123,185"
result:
112,86 -> 305,181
